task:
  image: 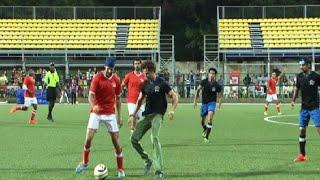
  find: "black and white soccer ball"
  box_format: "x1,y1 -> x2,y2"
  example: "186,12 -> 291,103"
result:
94,164 -> 108,180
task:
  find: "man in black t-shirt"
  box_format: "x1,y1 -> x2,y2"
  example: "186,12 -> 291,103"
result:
194,68 -> 223,143
291,58 -> 320,162
129,61 -> 178,179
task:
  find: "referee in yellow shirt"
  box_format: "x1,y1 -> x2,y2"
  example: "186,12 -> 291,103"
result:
44,63 -> 59,121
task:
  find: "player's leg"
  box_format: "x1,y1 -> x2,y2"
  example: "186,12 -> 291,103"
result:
10,97 -> 29,113
76,113 -> 99,173
29,103 -> 37,125
10,105 -> 28,113
274,95 -> 282,115
205,102 -> 216,142
200,103 -> 208,137
264,95 -> 271,115
46,87 -> 55,120
130,115 -> 152,175
105,115 -> 125,178
294,109 -> 309,162
150,114 -> 164,178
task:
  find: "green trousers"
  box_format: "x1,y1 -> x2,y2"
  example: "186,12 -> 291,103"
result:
131,113 -> 163,172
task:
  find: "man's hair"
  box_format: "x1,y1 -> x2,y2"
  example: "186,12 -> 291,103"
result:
141,60 -> 156,72
208,68 -> 217,75
133,58 -> 142,64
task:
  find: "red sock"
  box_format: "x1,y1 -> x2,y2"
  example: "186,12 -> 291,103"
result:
83,146 -> 90,164
115,149 -> 123,170
31,109 -> 36,119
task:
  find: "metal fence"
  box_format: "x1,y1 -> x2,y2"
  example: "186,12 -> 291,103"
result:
0,6 -> 161,19
218,5 -> 320,19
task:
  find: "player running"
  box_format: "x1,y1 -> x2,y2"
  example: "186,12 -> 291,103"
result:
264,71 -> 282,116
10,69 -> 38,125
194,68 -> 222,143
291,59 -> 320,162
75,57 -> 125,178
121,59 -> 146,132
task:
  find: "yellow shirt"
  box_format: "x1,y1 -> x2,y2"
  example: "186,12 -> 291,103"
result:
45,71 -> 59,87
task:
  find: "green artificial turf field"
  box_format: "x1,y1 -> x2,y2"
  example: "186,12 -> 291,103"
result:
1,103 -> 320,180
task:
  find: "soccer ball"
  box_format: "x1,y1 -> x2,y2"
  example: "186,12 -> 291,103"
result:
93,164 -> 108,180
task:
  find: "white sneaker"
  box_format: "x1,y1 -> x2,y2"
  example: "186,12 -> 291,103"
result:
264,111 -> 268,116
204,138 -> 210,143
278,112 -> 283,115
118,170 -> 125,178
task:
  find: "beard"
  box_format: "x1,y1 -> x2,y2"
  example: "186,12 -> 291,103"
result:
135,67 -> 141,71
105,71 -> 112,78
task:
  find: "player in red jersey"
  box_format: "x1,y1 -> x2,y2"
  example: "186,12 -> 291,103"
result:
122,59 -> 146,132
264,71 -> 282,115
10,69 -> 37,125
75,57 -> 125,178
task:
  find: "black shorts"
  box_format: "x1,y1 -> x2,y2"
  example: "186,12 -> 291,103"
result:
46,87 -> 57,101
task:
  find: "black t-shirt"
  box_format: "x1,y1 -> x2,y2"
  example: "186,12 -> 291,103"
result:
200,78 -> 222,104
141,76 -> 172,116
296,71 -> 320,110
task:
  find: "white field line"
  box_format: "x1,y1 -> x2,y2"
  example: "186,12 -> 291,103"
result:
263,114 -> 315,127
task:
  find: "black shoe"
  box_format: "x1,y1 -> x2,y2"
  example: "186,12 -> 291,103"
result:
155,171 -> 164,179
47,115 -> 54,122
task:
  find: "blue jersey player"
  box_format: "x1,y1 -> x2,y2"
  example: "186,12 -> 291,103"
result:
193,68 -> 223,143
291,58 -> 320,162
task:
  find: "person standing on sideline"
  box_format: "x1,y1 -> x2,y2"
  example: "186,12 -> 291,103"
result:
291,59 -> 320,162
44,63 -> 59,121
193,68 -> 223,143
70,77 -> 78,104
129,60 -> 178,179
75,57 -> 125,178
121,59 -> 146,132
59,78 -> 69,104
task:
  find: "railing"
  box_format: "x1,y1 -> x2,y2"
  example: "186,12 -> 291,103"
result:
0,6 -> 161,19
218,5 -> 320,19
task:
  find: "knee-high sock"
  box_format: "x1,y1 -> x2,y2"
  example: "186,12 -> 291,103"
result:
82,146 -> 90,164
115,148 -> 123,170
205,123 -> 213,139
299,135 -> 306,156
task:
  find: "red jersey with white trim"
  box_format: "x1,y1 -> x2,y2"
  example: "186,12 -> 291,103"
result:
24,75 -> 36,98
267,77 -> 278,95
89,72 -> 121,115
122,71 -> 145,103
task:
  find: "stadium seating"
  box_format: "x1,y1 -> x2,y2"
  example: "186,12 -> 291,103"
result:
218,19 -> 251,48
0,19 -> 159,49
219,18 -> 320,49
127,19 -> 159,49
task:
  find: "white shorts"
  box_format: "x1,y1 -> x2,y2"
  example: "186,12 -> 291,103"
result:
87,113 -> 119,132
24,97 -> 38,107
127,103 -> 145,118
266,94 -> 278,102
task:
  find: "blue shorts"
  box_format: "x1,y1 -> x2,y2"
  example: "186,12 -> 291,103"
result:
299,108 -> 320,128
200,101 -> 216,117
